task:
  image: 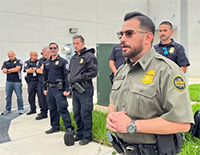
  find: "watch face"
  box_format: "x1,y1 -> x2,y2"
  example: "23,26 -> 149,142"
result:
127,123 -> 136,133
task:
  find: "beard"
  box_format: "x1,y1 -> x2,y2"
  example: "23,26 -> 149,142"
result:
160,35 -> 170,42
50,51 -> 58,56
122,38 -> 144,59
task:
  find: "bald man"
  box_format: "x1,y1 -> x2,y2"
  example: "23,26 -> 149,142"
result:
24,51 -> 39,115
1,51 -> 24,115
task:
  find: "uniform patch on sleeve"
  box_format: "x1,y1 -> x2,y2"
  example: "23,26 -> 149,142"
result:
142,70 -> 155,84
172,75 -> 186,91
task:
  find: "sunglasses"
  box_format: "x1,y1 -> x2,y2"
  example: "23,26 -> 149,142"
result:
163,47 -> 168,55
49,47 -> 57,50
117,29 -> 147,39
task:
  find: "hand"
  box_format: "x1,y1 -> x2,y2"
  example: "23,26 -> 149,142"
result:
63,91 -> 70,96
106,111 -> 131,133
43,90 -> 47,96
2,68 -> 7,74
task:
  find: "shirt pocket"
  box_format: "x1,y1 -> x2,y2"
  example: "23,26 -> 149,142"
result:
128,85 -> 158,119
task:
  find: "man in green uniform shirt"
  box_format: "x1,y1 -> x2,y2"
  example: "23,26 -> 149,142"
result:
106,11 -> 194,155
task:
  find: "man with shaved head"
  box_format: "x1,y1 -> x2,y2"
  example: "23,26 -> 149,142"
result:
1,51 -> 24,115
24,51 -> 39,115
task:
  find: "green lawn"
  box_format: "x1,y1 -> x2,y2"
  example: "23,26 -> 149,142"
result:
60,84 -> 200,154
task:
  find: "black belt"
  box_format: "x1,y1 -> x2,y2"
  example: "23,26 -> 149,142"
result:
48,83 -> 58,88
30,77 -> 38,81
118,137 -> 158,155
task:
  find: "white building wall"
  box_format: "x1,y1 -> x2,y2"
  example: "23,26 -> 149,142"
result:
0,0 -> 200,87
0,0 -> 148,87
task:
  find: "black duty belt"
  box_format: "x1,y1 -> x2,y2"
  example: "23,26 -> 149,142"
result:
48,83 -> 58,88
30,77 -> 38,81
118,137 -> 158,155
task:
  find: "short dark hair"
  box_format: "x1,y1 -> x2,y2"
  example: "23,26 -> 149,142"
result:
73,35 -> 85,43
49,42 -> 59,49
159,21 -> 173,30
124,11 -> 155,36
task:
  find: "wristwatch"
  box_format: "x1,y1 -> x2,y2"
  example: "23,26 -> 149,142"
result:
127,120 -> 137,134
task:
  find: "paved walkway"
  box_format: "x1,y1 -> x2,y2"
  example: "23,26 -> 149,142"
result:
0,90 -> 116,155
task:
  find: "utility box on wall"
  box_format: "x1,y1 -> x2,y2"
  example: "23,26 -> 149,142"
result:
96,43 -> 116,106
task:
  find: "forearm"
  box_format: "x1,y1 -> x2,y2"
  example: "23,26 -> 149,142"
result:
109,61 -> 117,75
108,103 -> 115,114
5,66 -> 21,73
180,66 -> 187,73
136,117 -> 191,134
25,68 -> 36,73
107,112 -> 191,134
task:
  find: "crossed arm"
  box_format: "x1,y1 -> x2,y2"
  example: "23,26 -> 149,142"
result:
106,103 -> 191,134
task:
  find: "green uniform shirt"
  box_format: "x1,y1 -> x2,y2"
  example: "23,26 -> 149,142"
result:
110,47 -> 194,144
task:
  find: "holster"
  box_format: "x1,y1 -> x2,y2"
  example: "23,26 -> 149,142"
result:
106,131 -> 124,154
56,79 -> 63,90
156,133 -> 183,155
25,76 -> 30,83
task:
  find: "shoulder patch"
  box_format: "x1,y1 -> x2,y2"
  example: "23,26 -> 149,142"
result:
172,75 -> 186,91
19,60 -> 23,64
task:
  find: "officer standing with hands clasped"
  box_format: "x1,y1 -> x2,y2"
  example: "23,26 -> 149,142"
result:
24,51 -> 39,115
35,46 -> 50,120
106,12 -> 194,155
68,35 -> 98,145
43,42 -> 74,134
1,51 -> 24,115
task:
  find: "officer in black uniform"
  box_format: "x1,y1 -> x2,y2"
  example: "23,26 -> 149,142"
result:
154,21 -> 190,73
24,51 -> 39,115
109,43 -> 124,84
43,42 -> 74,134
35,46 -> 50,120
1,51 -> 24,115
68,35 -> 98,145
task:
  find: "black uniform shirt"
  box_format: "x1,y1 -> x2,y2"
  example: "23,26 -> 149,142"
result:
36,57 -> 47,83
43,55 -> 69,91
1,58 -> 23,82
154,39 -> 190,67
24,59 -> 39,78
67,47 -> 98,85
109,44 -> 124,70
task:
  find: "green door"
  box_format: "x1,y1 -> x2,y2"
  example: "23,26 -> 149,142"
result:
96,43 -> 116,106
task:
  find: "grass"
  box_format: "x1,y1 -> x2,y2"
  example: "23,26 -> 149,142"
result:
60,83 -> 200,154
189,84 -> 200,102
179,103 -> 200,155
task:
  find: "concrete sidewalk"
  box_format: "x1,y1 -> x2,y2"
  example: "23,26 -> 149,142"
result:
0,101 -> 115,155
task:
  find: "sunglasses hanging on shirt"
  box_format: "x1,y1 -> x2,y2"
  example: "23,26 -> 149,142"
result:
163,47 -> 168,55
